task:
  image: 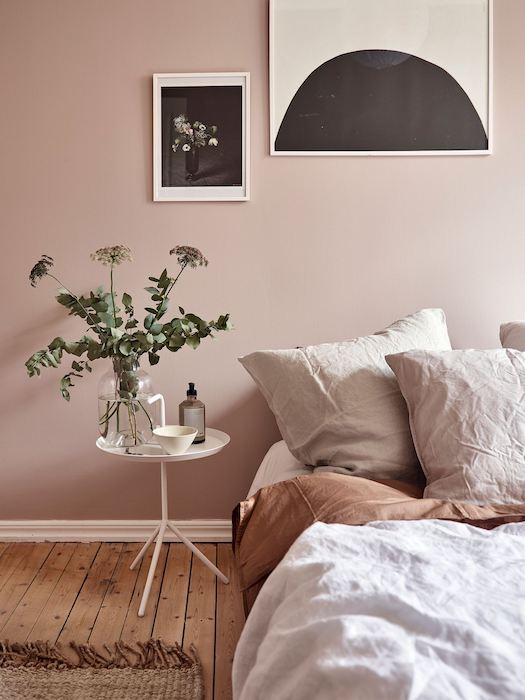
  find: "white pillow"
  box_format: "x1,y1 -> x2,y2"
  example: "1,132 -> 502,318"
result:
247,441 -> 310,498
386,349 -> 525,504
239,309 -> 451,482
500,321 -> 525,351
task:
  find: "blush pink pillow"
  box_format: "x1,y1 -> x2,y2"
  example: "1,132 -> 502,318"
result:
386,349 -> 525,505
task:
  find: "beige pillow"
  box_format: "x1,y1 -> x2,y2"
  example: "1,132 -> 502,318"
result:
386,349 -> 525,504
500,321 -> 525,351
239,309 -> 451,482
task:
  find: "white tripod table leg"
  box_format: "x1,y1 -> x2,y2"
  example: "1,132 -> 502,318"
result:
138,522 -> 166,617
130,524 -> 160,571
167,520 -> 229,584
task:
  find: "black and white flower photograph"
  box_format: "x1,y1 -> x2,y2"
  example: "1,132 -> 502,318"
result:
154,73 -> 250,201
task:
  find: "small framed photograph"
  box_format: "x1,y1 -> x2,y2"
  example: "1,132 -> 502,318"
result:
153,72 -> 250,201
270,0 -> 492,156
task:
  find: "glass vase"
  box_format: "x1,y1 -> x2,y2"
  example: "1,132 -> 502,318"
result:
98,356 -> 157,448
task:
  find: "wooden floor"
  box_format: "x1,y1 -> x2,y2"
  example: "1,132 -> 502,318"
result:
0,541 -> 245,700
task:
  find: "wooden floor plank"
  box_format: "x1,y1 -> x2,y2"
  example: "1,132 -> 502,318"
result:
0,544 -> 38,594
0,544 -> 9,561
0,543 -> 53,633
1,543 -> 76,640
89,543 -> 142,647
152,543 -> 192,645
0,541 -> 244,699
27,543 -> 100,643
120,543 -> 169,642
214,545 -> 245,700
57,543 -> 122,647
183,544 -> 218,700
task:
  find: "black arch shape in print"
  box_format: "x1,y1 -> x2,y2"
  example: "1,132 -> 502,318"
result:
275,50 -> 488,152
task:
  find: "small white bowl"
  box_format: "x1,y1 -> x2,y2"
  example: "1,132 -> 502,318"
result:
153,425 -> 198,455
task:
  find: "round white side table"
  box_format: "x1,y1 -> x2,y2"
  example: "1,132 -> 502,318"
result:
96,427 -> 231,617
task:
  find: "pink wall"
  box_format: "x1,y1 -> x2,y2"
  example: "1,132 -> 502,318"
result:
1,0 -> 524,520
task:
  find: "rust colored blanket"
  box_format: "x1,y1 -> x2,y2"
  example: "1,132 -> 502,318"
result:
233,473 -> 525,614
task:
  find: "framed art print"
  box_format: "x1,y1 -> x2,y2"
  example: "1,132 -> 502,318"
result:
154,73 -> 250,201
270,0 -> 493,156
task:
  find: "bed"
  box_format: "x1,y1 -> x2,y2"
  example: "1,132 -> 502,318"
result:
233,311 -> 525,699
233,443 -> 525,700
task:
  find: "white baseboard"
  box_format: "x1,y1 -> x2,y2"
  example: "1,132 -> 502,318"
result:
0,519 -> 232,543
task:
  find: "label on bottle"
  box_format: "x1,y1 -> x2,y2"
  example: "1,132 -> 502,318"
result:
182,406 -> 205,441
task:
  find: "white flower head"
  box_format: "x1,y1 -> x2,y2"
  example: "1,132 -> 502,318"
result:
90,245 -> 133,267
208,138 -> 218,146
182,144 -> 191,152
199,124 -> 206,131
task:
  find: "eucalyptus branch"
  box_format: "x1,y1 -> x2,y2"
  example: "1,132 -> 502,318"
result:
153,263 -> 187,322
47,274 -> 104,333
27,245 -> 230,401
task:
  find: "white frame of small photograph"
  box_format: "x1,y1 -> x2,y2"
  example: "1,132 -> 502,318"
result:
270,0 -> 493,157
153,72 -> 250,201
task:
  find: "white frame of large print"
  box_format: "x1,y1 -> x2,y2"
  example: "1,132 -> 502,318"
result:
153,73 -> 250,201
270,0 -> 493,156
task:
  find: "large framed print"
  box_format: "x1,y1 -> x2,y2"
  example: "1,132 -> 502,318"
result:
270,0 -> 493,156
154,73 -> 250,201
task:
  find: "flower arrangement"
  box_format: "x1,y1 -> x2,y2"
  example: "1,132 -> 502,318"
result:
172,114 -> 219,153
26,245 -> 231,446
26,245 -> 231,401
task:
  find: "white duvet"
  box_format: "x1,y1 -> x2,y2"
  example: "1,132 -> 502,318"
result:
233,520 -> 525,700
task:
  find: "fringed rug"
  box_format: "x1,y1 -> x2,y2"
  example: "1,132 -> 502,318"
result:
0,639 -> 203,700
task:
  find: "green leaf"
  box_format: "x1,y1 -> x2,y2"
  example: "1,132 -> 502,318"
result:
92,300 -> 109,313
110,327 -> 125,340
144,314 -> 155,330
144,307 -> 157,314
135,333 -> 150,350
186,335 -> 201,349
148,277 -> 159,283
146,333 -> 154,345
168,334 -> 185,350
44,350 -> 59,367
144,287 -> 158,295
157,269 -> 171,289
48,337 -> 65,351
98,311 -> 116,328
179,306 -> 185,315
149,352 -> 160,365
125,319 -> 138,329
122,292 -> 133,308
149,323 -> 163,335
119,339 -> 132,356
87,343 -> 102,361
153,332 -> 166,344
60,384 -> 71,401
64,342 -> 83,356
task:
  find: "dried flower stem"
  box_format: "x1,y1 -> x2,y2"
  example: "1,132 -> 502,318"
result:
110,265 -> 117,328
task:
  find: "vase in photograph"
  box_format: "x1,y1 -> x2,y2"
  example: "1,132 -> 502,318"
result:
98,356 -> 157,448
185,146 -> 200,181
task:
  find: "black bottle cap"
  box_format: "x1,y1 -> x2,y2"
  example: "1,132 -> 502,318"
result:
187,382 -> 197,396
